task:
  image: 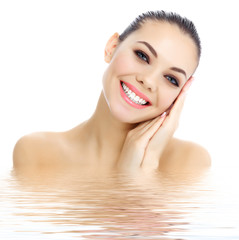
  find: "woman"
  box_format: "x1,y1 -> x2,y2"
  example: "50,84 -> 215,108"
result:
13,11 -> 211,174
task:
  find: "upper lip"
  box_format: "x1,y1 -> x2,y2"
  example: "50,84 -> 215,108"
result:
121,81 -> 152,105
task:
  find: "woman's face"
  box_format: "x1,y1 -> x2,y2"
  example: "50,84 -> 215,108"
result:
102,21 -> 199,123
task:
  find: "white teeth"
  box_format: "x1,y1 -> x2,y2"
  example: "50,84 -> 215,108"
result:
135,96 -> 140,102
121,82 -> 148,105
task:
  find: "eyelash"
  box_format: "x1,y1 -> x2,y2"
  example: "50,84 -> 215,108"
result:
165,75 -> 179,87
134,50 -> 179,87
134,50 -> 150,64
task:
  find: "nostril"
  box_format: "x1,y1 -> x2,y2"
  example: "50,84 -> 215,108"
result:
136,77 -> 154,92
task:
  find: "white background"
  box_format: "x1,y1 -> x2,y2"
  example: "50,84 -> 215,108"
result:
1,0 -> 238,171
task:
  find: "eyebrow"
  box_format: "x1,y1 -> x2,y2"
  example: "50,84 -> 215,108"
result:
137,41 -> 158,58
137,41 -> 187,78
170,67 -> 187,78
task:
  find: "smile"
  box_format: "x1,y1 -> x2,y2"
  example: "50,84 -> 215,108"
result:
120,81 -> 151,109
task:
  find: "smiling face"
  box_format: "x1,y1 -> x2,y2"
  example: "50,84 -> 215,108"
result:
102,21 -> 199,123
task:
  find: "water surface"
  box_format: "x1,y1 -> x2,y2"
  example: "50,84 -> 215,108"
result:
1,166 -> 239,239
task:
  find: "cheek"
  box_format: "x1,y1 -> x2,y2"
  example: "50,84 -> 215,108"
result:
102,52 -> 137,107
102,52 -> 135,93
158,89 -> 179,112
111,52 -> 138,75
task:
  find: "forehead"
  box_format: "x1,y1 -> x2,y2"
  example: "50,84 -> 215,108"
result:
122,21 -> 199,77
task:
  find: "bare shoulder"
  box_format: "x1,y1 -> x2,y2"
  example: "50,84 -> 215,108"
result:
160,138 -> 211,171
13,131 -> 67,168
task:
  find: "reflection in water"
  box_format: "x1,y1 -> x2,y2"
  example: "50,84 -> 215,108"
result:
0,167 -> 239,239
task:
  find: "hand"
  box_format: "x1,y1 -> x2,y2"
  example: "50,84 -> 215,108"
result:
117,77 -> 194,173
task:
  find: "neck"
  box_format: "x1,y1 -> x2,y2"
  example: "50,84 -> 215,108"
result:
84,91 -> 137,165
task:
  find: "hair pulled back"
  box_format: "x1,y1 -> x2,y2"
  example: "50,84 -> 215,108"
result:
119,10 -> 201,58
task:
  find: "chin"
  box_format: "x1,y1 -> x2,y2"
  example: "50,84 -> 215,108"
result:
107,104 -> 136,123
108,103 -> 154,124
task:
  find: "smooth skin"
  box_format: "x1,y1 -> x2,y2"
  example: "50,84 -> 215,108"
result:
13,21 -> 211,175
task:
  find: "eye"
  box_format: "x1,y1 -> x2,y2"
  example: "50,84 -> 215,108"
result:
134,50 -> 150,64
165,75 -> 179,87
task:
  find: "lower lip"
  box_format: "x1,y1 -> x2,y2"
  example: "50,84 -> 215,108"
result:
120,82 -> 149,109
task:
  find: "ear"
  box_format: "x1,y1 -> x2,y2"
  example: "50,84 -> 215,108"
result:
104,32 -> 119,63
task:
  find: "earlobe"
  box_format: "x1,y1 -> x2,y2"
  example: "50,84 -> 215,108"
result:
104,32 -> 119,63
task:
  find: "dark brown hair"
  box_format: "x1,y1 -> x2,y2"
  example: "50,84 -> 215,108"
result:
119,10 -> 201,58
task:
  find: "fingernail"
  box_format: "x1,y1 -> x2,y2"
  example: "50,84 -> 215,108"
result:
160,112 -> 167,118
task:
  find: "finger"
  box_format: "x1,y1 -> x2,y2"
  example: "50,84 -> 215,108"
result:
128,120 -> 153,138
139,113 -> 167,140
132,112 -> 166,133
165,76 -> 194,121
129,77 -> 194,139
167,92 -> 186,120
135,118 -> 156,132
179,76 -> 194,97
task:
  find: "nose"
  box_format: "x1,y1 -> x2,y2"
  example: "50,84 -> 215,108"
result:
136,71 -> 158,92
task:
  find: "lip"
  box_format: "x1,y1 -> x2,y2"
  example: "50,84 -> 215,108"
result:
120,81 -> 152,109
